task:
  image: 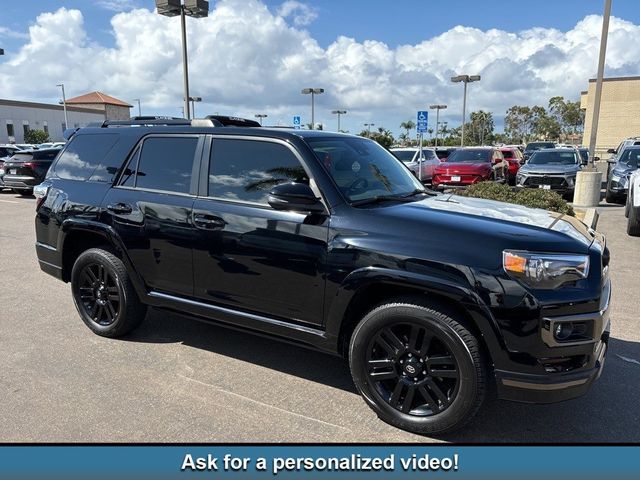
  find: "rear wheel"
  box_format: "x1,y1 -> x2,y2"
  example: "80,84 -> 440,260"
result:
349,299 -> 486,435
71,248 -> 146,337
627,205 -> 640,236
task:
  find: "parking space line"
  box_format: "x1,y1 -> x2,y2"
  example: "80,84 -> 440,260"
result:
178,374 -> 352,432
0,200 -> 19,204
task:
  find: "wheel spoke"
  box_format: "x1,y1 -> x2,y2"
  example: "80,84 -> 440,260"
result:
367,359 -> 397,381
381,328 -> 406,354
86,266 -> 98,284
401,385 -> 416,413
429,368 -> 458,379
98,264 -> 106,283
89,301 -> 98,318
389,381 -> 405,407
426,355 -> 454,368
408,325 -> 420,352
104,301 -> 116,322
375,335 -> 397,357
417,385 -> 440,412
425,378 -> 450,406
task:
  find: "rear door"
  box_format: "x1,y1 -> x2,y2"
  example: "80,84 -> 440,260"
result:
102,134 -> 203,296
191,136 -> 329,326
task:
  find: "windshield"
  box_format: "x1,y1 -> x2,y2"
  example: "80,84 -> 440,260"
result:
501,150 -> 514,159
528,150 -> 578,165
445,149 -> 491,163
619,148 -> 640,169
391,150 -> 416,163
525,142 -> 555,152
306,137 -> 423,203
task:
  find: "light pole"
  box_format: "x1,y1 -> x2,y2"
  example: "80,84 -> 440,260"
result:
331,110 -> 347,132
156,0 -> 209,120
188,96 -> 202,117
301,88 -> 324,129
451,74 -> 480,146
429,104 -> 447,147
56,83 -> 68,130
255,113 -> 268,125
574,0 -> 611,207
364,123 -> 375,136
133,98 -> 141,116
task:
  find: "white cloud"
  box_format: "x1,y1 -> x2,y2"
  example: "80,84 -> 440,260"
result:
277,1 -> 318,27
0,26 -> 29,40
96,0 -> 140,12
1,2 -> 639,134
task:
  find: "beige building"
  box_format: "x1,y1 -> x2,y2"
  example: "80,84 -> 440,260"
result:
65,91 -> 132,121
580,76 -> 640,153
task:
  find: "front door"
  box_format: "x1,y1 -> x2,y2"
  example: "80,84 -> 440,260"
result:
192,137 -> 329,326
103,134 -> 202,296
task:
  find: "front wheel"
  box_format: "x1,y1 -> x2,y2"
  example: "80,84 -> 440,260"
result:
71,248 -> 146,337
349,299 -> 486,435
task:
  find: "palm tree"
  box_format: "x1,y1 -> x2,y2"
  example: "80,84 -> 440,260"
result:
399,120 -> 416,142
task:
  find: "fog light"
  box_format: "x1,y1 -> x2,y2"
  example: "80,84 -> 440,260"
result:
554,323 -> 574,341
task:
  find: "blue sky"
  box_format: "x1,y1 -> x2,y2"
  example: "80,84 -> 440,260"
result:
1,1 -> 640,135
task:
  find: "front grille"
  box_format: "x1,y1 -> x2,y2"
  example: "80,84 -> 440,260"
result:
524,176 -> 566,187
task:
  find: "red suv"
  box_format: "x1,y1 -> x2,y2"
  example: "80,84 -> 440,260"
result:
500,147 -> 524,185
432,147 -> 508,189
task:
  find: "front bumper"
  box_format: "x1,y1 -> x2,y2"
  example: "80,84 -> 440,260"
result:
516,174 -> 575,193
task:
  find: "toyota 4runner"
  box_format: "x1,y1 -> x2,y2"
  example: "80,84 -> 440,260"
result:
34,118 -> 610,435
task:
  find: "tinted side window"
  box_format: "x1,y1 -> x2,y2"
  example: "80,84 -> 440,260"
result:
135,136 -> 198,194
54,134 -> 118,180
209,139 -> 308,204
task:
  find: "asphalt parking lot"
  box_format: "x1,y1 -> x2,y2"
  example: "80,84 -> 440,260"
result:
0,190 -> 639,442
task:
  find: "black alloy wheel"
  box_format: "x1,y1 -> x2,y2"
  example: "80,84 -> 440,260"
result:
366,323 -> 459,416
349,299 -> 486,435
76,262 -> 121,326
71,248 -> 146,337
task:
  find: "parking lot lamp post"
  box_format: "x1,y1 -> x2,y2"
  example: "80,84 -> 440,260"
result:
188,96 -> 202,117
56,83 -> 68,131
301,88 -> 324,129
451,75 -> 480,146
133,99 -> 141,116
331,110 -> 347,132
429,104 -> 447,147
364,123 -> 375,137
254,114 -> 268,125
156,0 -> 209,120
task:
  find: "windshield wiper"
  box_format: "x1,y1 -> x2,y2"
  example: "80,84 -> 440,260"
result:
350,189 -> 431,207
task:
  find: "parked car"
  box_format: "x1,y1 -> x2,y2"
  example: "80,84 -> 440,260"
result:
34,118 -> 610,435
390,147 -> 439,183
432,147 -> 508,189
516,148 -> 586,199
626,167 -> 640,236
1,147 -> 62,195
0,145 -> 22,190
14,144 -> 38,150
605,146 -> 640,204
607,136 -> 640,162
523,141 -> 556,161
434,147 -> 456,161
500,147 -> 524,185
577,147 -> 589,164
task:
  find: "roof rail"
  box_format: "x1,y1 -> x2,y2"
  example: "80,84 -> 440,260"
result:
205,115 -> 261,127
101,118 -> 192,127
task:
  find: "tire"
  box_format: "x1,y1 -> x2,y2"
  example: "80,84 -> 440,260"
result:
625,198 -> 630,218
19,189 -> 33,196
71,248 -> 146,337
627,205 -> 640,236
349,298 -> 486,435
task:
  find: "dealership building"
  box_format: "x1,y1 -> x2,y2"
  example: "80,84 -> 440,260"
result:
580,76 -> 640,152
0,91 -> 131,144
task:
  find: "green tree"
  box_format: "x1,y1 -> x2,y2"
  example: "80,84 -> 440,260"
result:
24,129 -> 49,144
466,110 -> 494,145
399,120 -> 415,141
365,127 -> 395,149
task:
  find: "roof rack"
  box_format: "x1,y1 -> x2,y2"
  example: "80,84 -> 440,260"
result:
205,115 -> 261,127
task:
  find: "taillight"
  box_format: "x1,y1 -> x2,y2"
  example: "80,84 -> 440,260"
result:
33,183 -> 50,210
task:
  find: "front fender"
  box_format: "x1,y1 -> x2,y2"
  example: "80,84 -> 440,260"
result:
325,266 -> 509,367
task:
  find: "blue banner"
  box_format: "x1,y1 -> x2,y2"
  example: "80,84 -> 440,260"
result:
0,446 -> 637,479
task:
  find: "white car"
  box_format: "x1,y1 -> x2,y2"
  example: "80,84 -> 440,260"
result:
390,147 -> 440,183
626,168 -> 640,236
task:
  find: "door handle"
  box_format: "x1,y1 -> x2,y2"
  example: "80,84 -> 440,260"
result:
107,203 -> 133,214
193,213 -> 226,229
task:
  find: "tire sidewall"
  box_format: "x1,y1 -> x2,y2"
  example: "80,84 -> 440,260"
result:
349,304 -> 479,434
70,249 -> 128,335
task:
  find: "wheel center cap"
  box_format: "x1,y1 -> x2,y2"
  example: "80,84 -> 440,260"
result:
403,360 -> 420,376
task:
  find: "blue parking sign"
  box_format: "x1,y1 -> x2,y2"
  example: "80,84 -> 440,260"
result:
417,111 -> 428,133
293,116 -> 301,129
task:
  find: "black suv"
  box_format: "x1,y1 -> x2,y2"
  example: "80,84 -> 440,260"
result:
34,118 -> 610,435
2,147 -> 62,194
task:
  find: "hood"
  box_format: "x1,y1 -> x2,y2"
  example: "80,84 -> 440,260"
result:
612,165 -> 637,176
519,163 -> 580,174
435,162 -> 491,174
372,194 -> 595,252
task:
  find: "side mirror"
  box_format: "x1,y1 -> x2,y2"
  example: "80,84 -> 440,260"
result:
607,148 -> 616,154
268,182 -> 325,214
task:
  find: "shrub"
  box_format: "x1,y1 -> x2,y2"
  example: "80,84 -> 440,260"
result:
24,129 -> 50,144
454,181 -> 575,216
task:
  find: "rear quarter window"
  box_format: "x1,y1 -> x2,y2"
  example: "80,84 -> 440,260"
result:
54,134 -> 119,180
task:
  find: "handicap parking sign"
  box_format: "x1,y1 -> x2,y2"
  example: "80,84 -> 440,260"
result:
293,116 -> 301,129
417,111 -> 428,133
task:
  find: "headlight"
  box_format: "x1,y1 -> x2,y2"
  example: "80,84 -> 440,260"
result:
611,174 -> 620,182
503,250 -> 589,289
620,176 -> 629,187
516,174 -> 524,184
